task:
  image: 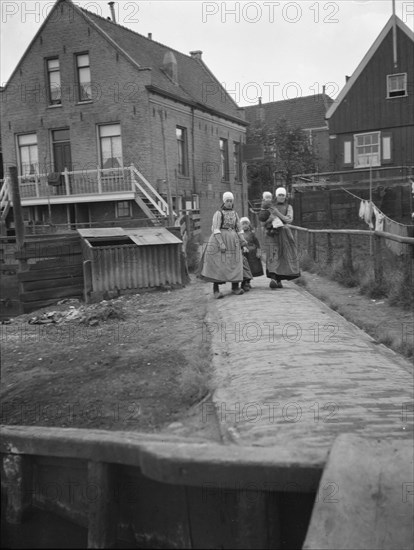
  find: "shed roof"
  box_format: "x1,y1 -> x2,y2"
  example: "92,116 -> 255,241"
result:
77,227 -> 182,246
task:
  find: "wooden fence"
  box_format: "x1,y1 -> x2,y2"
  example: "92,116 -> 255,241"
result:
14,234 -> 84,313
1,427 -> 412,549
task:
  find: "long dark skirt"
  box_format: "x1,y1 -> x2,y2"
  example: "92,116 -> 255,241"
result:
244,250 -> 264,277
264,226 -> 300,280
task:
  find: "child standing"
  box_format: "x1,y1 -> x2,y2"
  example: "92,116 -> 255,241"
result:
240,217 -> 263,291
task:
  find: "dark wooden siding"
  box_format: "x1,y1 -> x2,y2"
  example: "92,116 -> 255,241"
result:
330,124 -> 414,170
330,26 -> 414,135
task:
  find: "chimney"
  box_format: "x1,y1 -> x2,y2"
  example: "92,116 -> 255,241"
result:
345,75 -> 350,82
148,33 -> 152,40
108,2 -> 116,22
322,85 -> 326,95
190,50 -> 203,60
258,97 -> 262,106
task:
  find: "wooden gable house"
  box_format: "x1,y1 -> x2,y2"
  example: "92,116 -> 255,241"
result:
326,15 -> 414,178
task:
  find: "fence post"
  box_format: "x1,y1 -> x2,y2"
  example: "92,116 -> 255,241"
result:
326,233 -> 333,265
373,234 -> 383,285
64,167 -> 70,195
344,234 -> 353,272
312,232 -> 317,262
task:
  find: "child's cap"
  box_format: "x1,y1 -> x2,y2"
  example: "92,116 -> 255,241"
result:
262,192 -> 273,200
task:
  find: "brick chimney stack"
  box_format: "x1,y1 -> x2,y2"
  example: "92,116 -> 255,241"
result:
190,51 -> 203,60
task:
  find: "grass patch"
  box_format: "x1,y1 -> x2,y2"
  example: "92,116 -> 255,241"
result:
179,340 -> 214,405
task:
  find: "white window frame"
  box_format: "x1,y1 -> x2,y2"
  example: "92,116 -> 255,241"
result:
76,53 -> 92,102
115,201 -> 131,218
354,132 -> 381,169
98,124 -> 123,169
47,58 -> 62,105
18,134 -> 39,178
386,73 -> 408,98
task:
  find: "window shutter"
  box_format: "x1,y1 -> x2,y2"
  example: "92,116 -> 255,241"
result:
344,140 -> 352,165
382,133 -> 393,164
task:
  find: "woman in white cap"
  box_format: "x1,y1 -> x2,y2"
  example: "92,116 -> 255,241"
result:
200,192 -> 251,298
260,187 -> 300,288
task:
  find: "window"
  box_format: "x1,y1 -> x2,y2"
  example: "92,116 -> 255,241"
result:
233,141 -> 242,181
76,53 -> 92,101
387,73 -> 407,98
116,201 -> 131,218
18,134 -> 39,177
354,132 -> 380,168
176,126 -> 188,176
344,140 -> 352,165
47,58 -> 61,105
219,138 -> 229,181
99,124 -> 122,169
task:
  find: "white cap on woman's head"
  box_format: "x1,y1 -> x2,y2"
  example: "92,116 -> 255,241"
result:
223,192 -> 234,202
275,187 -> 287,197
262,192 -> 273,200
240,217 -> 250,225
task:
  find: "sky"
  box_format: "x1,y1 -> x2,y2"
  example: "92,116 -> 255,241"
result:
1,0 -> 413,107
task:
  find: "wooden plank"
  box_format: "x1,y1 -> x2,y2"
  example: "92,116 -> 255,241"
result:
18,265 -> 83,282
22,276 -> 84,292
0,426 -> 323,490
20,285 -> 84,303
26,255 -> 83,270
15,246 -> 82,260
87,461 -> 117,549
303,435 -> 414,550
2,454 -> 32,524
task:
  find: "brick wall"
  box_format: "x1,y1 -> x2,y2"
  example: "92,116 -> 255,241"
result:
1,0 -> 248,239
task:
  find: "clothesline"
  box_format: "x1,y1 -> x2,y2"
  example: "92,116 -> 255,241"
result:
340,187 -> 410,228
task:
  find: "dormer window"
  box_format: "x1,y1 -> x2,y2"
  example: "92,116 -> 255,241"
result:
387,73 -> 407,98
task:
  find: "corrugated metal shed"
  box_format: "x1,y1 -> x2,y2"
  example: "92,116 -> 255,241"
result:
78,227 -> 183,301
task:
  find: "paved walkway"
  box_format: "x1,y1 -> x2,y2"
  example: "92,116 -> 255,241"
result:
203,275 -> 413,463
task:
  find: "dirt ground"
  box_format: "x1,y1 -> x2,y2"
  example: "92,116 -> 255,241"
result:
1,271 -> 411,442
1,275 -> 221,440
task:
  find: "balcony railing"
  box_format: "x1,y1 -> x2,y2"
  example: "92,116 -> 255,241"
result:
18,166 -> 133,199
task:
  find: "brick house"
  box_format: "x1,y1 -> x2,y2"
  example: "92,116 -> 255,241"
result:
0,0 -> 248,239
244,93 -> 334,173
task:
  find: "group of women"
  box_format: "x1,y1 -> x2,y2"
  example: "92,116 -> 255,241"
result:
199,188 -> 300,297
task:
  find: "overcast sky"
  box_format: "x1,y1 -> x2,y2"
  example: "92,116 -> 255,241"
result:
1,0 -> 413,106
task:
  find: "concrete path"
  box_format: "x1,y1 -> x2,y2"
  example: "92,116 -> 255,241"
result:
203,275 -> 413,463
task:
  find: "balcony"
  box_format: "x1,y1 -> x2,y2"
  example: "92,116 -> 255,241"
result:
18,167 -> 134,205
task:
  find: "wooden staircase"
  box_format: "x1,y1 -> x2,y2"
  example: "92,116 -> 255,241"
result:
130,165 -> 169,225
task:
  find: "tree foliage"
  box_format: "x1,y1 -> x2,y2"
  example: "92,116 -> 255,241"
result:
246,118 -> 317,200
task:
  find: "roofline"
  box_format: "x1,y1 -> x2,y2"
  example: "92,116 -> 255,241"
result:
243,93 -> 334,110
2,0 -> 146,90
146,85 -> 248,127
326,15 -> 414,120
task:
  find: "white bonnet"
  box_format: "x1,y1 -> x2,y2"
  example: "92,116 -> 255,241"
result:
275,187 -> 287,197
239,217 -> 250,225
262,192 -> 273,200
223,192 -> 234,202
